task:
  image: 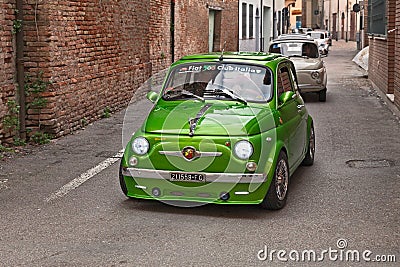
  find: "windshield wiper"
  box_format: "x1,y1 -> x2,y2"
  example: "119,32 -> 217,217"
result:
164,89 -> 205,102
204,88 -> 247,105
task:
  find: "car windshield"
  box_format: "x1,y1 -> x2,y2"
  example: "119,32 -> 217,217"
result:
162,63 -> 273,103
308,32 -> 325,39
270,42 -> 319,58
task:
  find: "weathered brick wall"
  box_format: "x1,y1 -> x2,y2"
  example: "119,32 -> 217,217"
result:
386,0 -> 396,94
0,0 -> 239,143
174,0 -> 238,60
368,0 -> 396,96
218,0 -> 239,52
149,0 -> 172,76
0,0 -> 16,143
23,0 -> 152,137
394,0 -> 400,109
363,0 -> 369,47
368,38 -> 390,93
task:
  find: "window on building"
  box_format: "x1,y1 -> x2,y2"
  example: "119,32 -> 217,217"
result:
367,0 -> 386,35
242,3 -> 247,39
249,4 -> 254,38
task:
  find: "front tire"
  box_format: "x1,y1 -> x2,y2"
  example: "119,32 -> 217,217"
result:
119,161 -> 129,196
260,151 -> 289,210
319,88 -> 327,102
302,123 -> 315,166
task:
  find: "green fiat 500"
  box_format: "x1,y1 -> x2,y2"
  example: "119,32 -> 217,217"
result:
120,52 -> 315,209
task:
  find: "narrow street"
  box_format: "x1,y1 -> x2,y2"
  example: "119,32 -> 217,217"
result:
0,41 -> 399,266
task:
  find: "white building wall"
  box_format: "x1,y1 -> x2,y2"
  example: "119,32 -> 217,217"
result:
323,0 -> 362,40
239,0 -> 285,52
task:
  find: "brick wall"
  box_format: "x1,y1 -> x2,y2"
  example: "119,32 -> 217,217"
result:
394,0 -> 400,109
0,0 -> 239,143
149,0 -> 172,75
0,0 -> 16,143
367,0 -> 398,104
30,0 -> 153,137
174,0 -> 238,60
368,38 -> 390,93
363,0 -> 369,47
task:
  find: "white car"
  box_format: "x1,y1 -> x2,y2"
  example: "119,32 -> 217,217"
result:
307,31 -> 330,55
269,38 -> 328,101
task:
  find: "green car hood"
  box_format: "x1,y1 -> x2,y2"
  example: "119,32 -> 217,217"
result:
143,101 -> 276,136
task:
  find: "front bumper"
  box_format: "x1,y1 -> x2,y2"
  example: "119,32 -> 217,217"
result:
298,83 -> 326,93
297,70 -> 327,93
121,167 -> 270,204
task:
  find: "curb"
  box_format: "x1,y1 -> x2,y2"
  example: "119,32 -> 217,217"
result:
370,81 -> 400,121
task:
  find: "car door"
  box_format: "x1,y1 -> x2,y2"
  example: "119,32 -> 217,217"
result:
276,63 -> 307,168
289,62 -> 308,162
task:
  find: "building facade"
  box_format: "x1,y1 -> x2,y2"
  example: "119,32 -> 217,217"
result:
302,0 -> 364,43
239,0 -> 287,52
0,0 -> 239,144
365,0 -> 400,109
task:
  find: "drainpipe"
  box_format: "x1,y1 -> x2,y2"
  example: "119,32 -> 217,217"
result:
170,0 -> 175,62
16,0 -> 26,140
346,0 -> 349,42
260,0 -> 264,51
255,8 -> 260,51
272,0 -> 277,39
336,0 -> 339,41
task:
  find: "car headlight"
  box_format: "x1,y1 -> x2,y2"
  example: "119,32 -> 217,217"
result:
234,140 -> 253,160
311,71 -> 320,79
132,137 -> 150,155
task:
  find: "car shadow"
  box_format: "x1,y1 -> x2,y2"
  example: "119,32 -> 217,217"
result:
301,93 -> 320,103
118,197 -> 288,220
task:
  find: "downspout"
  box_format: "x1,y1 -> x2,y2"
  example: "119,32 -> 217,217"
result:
170,0 -> 175,62
16,0 -> 26,140
272,0 -> 277,39
260,0 -> 264,51
336,0 -> 339,41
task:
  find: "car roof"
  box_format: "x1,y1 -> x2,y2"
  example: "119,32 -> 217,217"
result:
276,34 -> 310,40
177,52 -> 286,63
269,38 -> 318,46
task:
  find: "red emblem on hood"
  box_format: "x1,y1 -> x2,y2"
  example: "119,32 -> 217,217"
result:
182,147 -> 196,160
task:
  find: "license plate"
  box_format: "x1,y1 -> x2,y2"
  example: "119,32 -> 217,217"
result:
170,172 -> 205,182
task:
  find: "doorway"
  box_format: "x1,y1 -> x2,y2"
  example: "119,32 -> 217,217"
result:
209,10 -> 222,52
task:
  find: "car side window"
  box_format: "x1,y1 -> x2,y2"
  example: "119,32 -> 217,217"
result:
277,65 -> 294,100
302,43 -> 318,58
288,65 -> 300,93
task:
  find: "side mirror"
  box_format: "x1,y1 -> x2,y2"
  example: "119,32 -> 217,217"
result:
278,91 -> 295,105
146,91 -> 159,103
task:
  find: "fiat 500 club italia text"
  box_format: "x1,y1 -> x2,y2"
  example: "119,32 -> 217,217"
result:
120,52 -> 315,210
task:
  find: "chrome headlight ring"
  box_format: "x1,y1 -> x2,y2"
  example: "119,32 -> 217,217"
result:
311,71 -> 320,79
234,140 -> 254,160
132,137 -> 150,155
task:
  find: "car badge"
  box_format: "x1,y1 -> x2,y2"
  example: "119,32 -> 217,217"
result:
182,146 -> 196,161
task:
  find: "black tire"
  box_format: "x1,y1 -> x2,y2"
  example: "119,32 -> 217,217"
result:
260,151 -> 289,210
119,161 -> 129,196
319,89 -> 327,102
302,123 -> 315,166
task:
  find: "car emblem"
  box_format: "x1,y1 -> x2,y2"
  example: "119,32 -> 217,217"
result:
182,146 -> 197,161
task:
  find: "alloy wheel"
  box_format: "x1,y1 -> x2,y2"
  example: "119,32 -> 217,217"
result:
275,159 -> 289,200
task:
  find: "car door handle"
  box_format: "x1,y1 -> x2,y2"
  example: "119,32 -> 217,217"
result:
297,104 -> 305,109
